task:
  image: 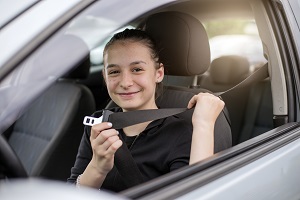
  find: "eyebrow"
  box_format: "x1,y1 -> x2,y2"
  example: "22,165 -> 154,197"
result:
106,64 -> 119,69
106,61 -> 147,69
130,61 -> 147,66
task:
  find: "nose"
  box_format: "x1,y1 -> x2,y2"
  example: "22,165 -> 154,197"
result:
119,71 -> 133,88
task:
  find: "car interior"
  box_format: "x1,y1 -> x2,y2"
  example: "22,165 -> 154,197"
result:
1,0 -> 280,194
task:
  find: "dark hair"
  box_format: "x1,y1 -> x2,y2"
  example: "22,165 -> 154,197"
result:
103,29 -> 163,99
103,29 -> 160,64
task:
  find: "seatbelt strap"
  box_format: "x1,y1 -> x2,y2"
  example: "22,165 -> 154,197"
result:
215,62 -> 269,96
84,108 -> 187,129
83,62 -> 269,128
114,141 -> 145,188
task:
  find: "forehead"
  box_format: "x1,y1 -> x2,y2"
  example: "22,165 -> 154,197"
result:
108,39 -> 150,51
104,40 -> 153,61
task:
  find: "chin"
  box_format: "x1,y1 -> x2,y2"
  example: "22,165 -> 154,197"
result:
116,102 -> 139,111
121,105 -> 140,111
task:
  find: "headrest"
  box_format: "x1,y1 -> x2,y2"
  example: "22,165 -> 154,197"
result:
210,55 -> 250,84
63,55 -> 90,79
143,11 -> 210,76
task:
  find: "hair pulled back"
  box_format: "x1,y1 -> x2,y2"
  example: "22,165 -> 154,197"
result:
103,29 -> 160,65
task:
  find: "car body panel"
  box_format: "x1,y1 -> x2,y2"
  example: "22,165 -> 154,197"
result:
177,126 -> 300,200
0,0 -> 39,28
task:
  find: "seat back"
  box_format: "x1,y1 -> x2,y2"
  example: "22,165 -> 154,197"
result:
7,54 -> 95,181
144,11 -> 232,152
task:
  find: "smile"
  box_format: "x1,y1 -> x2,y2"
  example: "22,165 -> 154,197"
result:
117,91 -> 141,97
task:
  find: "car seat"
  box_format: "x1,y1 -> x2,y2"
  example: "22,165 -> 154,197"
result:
6,52 -> 96,181
145,11 -> 232,152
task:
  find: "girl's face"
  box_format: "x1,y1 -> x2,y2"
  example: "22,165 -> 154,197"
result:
103,41 -> 164,111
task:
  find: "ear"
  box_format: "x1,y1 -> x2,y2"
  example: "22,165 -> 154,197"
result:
156,63 -> 164,83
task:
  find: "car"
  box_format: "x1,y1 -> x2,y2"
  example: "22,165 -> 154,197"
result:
1,0 -> 300,199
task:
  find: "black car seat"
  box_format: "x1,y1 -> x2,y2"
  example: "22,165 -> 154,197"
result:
107,11 -> 232,152
145,11 -> 232,152
6,54 -> 96,181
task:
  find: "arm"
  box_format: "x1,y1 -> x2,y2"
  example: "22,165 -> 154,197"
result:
78,122 -> 122,189
188,93 -> 225,165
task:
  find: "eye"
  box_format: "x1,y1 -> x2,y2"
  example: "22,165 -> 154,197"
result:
132,67 -> 143,73
108,70 -> 120,75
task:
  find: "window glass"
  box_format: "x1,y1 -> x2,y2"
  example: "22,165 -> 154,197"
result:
0,0 -> 173,133
0,2 -> 137,133
205,19 -> 266,67
0,0 -> 38,28
89,25 -> 135,66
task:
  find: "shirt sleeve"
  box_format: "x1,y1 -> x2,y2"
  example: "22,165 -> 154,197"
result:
166,119 -> 193,172
66,110 -> 104,184
67,125 -> 92,184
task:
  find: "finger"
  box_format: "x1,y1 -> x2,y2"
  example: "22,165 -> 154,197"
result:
93,128 -> 119,145
106,140 -> 123,156
90,122 -> 113,140
101,135 -> 121,151
187,95 -> 198,109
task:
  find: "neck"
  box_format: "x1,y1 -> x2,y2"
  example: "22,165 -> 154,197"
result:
121,101 -> 158,136
122,99 -> 158,112
123,121 -> 152,136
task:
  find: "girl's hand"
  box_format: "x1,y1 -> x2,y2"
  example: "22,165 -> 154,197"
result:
188,93 -> 225,164
89,122 -> 123,176
187,93 -> 225,128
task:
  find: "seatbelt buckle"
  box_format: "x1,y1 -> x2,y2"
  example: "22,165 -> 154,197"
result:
83,110 -> 114,126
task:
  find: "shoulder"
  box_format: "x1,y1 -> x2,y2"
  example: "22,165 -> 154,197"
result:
161,116 -> 193,137
164,115 -> 191,128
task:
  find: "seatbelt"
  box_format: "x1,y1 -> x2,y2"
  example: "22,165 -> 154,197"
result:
83,62 -> 269,189
84,108 -> 186,129
83,62 -> 269,128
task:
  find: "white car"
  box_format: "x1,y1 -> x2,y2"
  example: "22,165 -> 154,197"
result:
1,0 -> 300,199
